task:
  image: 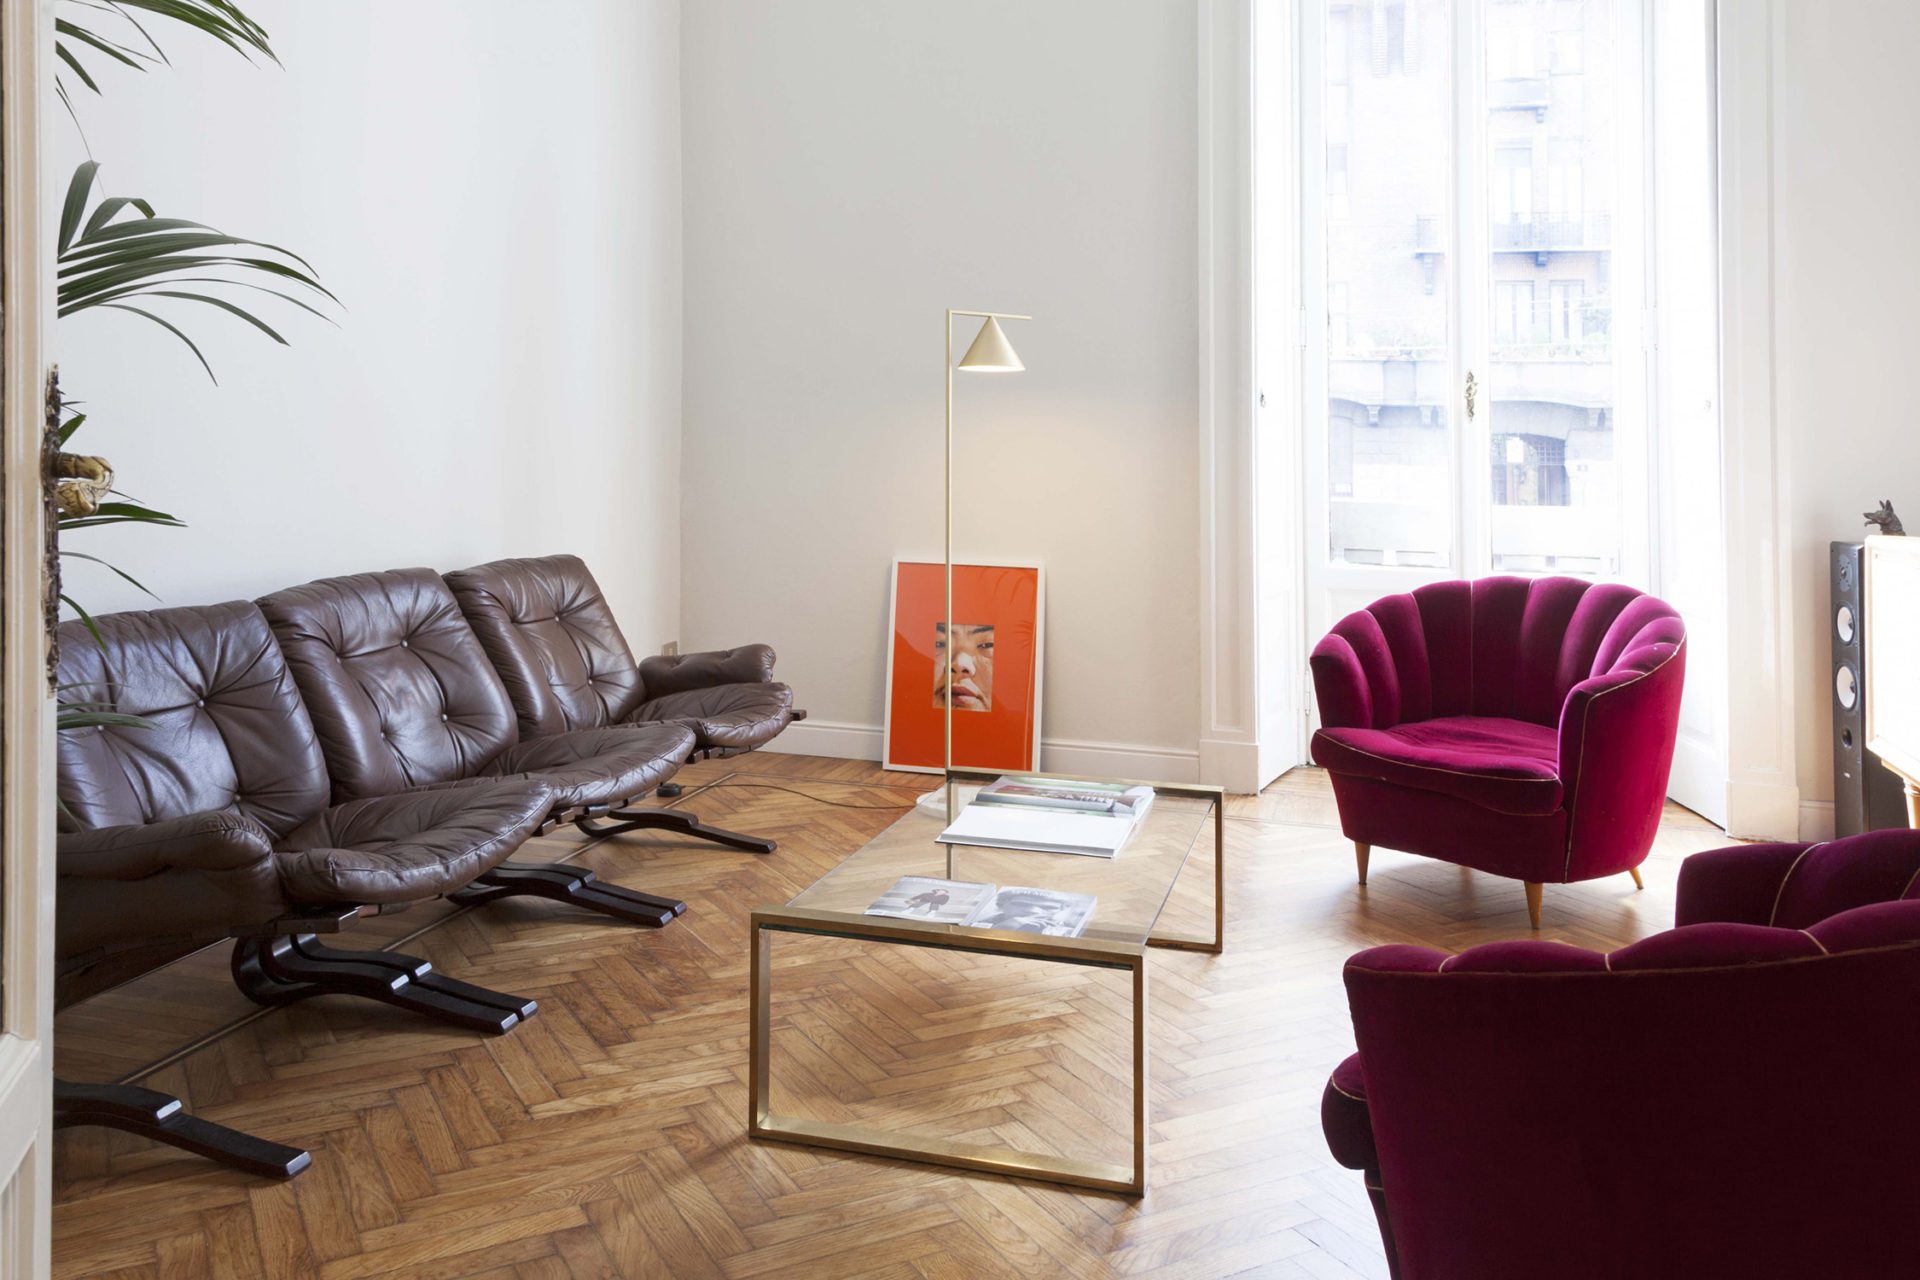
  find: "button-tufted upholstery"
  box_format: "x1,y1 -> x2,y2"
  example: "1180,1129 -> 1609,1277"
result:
1309,576 -> 1686,893
1323,829 -> 1920,1280
54,601 -> 551,1001
259,567 -> 693,813
445,554 -> 797,758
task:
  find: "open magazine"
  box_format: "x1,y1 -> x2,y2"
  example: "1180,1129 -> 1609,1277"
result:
936,776 -> 1156,857
864,876 -> 1096,938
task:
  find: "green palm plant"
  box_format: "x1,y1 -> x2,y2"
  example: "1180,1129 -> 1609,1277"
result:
56,0 -> 274,127
52,0 -> 330,741
59,159 -> 336,381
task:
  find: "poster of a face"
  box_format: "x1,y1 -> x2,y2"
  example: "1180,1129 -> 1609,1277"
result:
884,561 -> 1042,773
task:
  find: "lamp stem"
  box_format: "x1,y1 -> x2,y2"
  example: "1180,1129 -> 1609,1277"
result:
944,310 -> 956,847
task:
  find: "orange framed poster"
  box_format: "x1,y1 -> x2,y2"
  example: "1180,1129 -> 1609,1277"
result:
883,559 -> 1044,774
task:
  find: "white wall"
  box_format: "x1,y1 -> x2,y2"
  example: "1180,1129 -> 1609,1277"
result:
1773,0 -> 1920,835
53,2 -> 683,645
681,0 -> 1202,778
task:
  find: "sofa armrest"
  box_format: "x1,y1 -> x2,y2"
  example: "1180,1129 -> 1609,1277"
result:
58,810 -> 276,882
640,644 -> 777,697
1309,633 -> 1375,731
1554,639 -> 1687,878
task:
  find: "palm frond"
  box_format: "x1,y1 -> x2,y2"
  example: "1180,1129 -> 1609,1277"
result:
55,0 -> 276,107
58,162 -> 336,380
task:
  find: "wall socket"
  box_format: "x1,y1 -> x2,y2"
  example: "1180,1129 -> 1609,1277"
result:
661,641 -> 679,656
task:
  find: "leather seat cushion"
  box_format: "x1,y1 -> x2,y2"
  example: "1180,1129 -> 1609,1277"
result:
1312,715 -> 1564,816
630,682 -> 795,752
275,777 -> 551,904
479,723 -> 694,812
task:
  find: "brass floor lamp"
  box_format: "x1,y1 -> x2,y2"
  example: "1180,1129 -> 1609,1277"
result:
943,308 -> 1029,825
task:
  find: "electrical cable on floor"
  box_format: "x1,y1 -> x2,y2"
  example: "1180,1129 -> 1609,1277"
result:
705,781 -> 920,810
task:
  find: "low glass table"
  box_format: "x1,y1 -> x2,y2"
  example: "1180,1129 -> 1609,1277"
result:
747,770 -> 1224,1195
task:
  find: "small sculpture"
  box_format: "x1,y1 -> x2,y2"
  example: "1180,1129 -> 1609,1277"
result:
1865,500 -> 1906,537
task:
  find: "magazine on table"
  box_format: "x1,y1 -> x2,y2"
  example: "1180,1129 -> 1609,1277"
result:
864,876 -> 1096,938
862,875 -> 997,925
936,776 -> 1156,857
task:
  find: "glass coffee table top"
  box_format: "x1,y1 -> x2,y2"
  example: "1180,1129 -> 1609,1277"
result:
784,782 -> 1218,949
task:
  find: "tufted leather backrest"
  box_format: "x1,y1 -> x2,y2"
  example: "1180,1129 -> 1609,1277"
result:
1319,576 -> 1685,729
258,568 -> 518,802
444,555 -> 643,738
57,600 -> 331,837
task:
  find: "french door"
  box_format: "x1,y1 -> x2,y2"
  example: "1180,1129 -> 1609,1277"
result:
1300,0 -> 1650,655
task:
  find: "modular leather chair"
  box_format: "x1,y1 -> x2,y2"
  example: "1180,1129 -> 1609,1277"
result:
258,567 -> 704,922
1309,576 -> 1685,927
1322,829 -> 1920,1280
54,601 -> 554,1177
445,553 -> 801,853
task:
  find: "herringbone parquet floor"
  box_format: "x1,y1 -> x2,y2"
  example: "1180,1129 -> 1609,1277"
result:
51,755 -> 1733,1279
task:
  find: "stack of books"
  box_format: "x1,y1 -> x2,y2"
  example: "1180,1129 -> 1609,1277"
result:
934,775 -> 1156,858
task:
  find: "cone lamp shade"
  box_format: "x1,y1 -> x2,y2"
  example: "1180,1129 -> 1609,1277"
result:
957,315 -> 1024,372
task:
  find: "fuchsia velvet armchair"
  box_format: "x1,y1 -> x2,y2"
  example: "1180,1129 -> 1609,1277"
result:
1309,576 -> 1685,927
1322,829 -> 1920,1280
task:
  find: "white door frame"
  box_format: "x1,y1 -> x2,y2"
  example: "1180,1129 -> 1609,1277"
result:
1714,0 -> 1798,839
0,0 -> 55,1273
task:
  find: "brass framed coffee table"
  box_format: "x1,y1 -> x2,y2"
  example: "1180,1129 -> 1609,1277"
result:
747,769 -> 1223,1196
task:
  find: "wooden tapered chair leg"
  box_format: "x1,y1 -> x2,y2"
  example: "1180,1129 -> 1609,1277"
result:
1524,882 -> 1543,930
1355,842 -> 1371,886
1628,866 -> 1645,890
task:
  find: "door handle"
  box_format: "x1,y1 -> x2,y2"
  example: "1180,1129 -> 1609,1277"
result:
1464,370 -> 1477,421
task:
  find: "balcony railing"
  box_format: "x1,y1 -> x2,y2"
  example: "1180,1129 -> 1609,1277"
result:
1491,213 -> 1610,254
1489,76 -> 1552,114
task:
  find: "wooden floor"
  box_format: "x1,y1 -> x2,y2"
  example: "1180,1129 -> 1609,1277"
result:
52,755 -> 1734,1279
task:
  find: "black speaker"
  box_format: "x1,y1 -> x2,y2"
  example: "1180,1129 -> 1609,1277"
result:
1832,541 -> 1908,835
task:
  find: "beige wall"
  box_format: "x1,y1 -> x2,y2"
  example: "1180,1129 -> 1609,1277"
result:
1775,0 -> 1920,832
54,1 -> 684,644
680,0 -> 1203,776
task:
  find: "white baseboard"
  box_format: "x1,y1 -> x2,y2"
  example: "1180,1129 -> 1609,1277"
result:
1798,800 -> 1836,842
763,719 -> 1201,785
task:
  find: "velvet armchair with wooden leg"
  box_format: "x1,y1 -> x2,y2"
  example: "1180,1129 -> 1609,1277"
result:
1308,576 -> 1685,927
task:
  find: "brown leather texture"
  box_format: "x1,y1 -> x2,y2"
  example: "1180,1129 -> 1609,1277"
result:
481,723 -> 694,811
55,810 -> 282,963
275,778 -> 551,904
640,644 -> 778,697
449,555 -> 795,757
57,601 -> 332,838
258,568 -> 520,803
445,555 -> 644,737
630,682 -> 795,753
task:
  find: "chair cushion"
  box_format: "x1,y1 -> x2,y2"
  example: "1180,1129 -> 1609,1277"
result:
259,568 -> 520,802
630,682 -> 795,753
480,724 -> 693,812
1312,715 -> 1563,816
445,555 -> 645,738
56,601 -> 332,838
275,777 -> 551,904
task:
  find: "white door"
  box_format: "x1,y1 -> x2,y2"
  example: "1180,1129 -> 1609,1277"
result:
0,1 -> 55,1274
1298,0 -> 1722,790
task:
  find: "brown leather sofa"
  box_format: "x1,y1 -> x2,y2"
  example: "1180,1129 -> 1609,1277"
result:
54,557 -> 799,1179
55,600 -> 555,1176
446,554 -> 801,852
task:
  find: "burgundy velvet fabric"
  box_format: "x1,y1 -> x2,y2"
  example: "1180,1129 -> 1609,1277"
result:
1326,830 -> 1920,1279
1310,576 -> 1685,885
1312,716 -> 1562,816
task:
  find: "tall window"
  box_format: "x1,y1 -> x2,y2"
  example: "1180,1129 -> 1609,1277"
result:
1494,281 -> 1536,346
1549,280 -> 1585,343
1304,0 -> 1642,586
1494,146 -> 1533,225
